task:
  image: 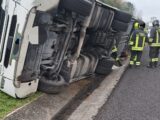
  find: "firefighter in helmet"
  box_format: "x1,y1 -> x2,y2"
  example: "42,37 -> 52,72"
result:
148,20 -> 160,68
129,21 -> 147,67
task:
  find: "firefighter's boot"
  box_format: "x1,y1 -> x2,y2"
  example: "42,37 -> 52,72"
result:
154,62 -> 158,68
147,62 -> 153,68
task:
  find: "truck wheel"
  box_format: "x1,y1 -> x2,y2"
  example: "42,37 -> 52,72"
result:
111,20 -> 129,32
114,10 -> 132,23
89,7 -> 113,32
59,0 -> 93,17
99,8 -> 110,30
104,10 -> 114,32
95,58 -> 114,75
89,5 -> 99,30
38,76 -> 67,94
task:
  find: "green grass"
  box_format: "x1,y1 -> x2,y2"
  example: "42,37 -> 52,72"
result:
0,91 -> 42,120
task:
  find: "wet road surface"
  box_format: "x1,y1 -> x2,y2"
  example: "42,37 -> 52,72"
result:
95,47 -> 160,120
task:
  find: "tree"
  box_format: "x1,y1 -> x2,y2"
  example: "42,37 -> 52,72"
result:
120,2 -> 135,15
100,0 -> 123,9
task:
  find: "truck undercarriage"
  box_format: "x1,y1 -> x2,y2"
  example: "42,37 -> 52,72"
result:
0,0 -> 133,98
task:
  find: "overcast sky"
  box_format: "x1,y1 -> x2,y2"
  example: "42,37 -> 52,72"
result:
125,0 -> 160,22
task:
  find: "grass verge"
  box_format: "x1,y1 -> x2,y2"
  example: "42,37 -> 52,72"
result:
0,91 -> 41,120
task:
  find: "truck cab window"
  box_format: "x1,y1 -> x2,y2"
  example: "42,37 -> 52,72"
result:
4,15 -> 17,68
0,15 -> 9,62
0,6 -> 5,44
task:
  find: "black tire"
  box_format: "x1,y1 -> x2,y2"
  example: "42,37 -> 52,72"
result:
89,5 -> 99,30
38,77 -> 67,94
114,10 -> 132,23
95,7 -> 104,30
111,20 -> 129,32
104,10 -> 114,32
59,0 -> 93,17
90,6 -> 103,31
99,8 -> 110,31
89,7 -> 113,32
95,58 -> 114,75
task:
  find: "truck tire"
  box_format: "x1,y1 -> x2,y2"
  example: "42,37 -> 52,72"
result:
104,10 -> 114,32
99,8 -> 110,30
89,6 -> 104,31
114,10 -> 132,23
59,0 -> 93,17
89,5 -> 99,30
38,77 -> 67,94
111,20 -> 129,32
89,7 -> 113,32
95,58 -> 114,75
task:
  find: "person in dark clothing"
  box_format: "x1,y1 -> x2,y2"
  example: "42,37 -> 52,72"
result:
129,22 -> 147,67
147,20 -> 160,68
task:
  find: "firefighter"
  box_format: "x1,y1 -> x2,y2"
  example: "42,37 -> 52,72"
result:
111,43 -> 122,67
148,20 -> 160,68
129,22 -> 147,67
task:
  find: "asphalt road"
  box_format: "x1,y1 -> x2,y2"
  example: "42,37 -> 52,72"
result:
94,46 -> 160,120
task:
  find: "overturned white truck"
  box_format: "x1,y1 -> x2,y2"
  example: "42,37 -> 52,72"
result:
0,0 -> 132,98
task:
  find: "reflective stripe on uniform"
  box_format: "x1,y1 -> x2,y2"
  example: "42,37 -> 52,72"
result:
129,34 -> 133,45
131,47 -> 143,51
151,58 -> 155,62
135,34 -> 139,48
150,30 -> 160,47
136,62 -> 141,66
149,38 -> 153,42
134,55 -> 137,61
150,43 -> 160,47
142,37 -> 146,48
156,30 -> 159,43
131,35 -> 146,51
155,58 -> 159,62
112,46 -> 118,53
151,58 -> 158,62
129,41 -> 134,45
116,57 -> 119,61
130,61 -> 134,65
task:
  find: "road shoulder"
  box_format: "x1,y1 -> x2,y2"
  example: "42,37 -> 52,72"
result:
68,60 -> 128,120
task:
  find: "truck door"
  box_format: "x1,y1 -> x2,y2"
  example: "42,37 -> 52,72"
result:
0,0 -> 17,81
